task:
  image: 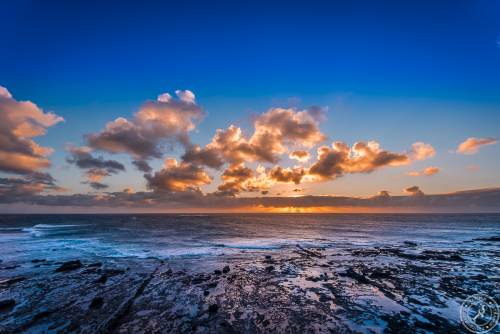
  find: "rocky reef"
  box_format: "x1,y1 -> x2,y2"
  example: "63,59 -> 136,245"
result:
0,240 -> 498,333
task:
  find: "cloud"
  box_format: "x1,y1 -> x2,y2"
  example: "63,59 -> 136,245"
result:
66,146 -> 125,172
268,166 -> 306,184
66,145 -> 125,188
183,107 -> 326,168
181,145 -> 225,169
457,137 -> 497,155
3,186 -> 500,213
407,166 -> 440,177
289,150 -> 310,162
87,90 -> 204,163
0,172 -> 63,202
404,185 -> 424,196
0,85 -> 63,174
145,158 -> 211,192
87,182 -> 109,190
309,141 -> 409,180
215,163 -> 272,196
132,160 -> 152,173
410,142 -> 436,160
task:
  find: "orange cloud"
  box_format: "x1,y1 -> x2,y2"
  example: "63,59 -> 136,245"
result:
407,166 -> 440,177
87,90 -> 204,171
410,142 -> 436,160
457,137 -> 497,155
308,141 -> 409,180
0,86 -> 63,174
183,107 -> 325,168
289,150 -> 311,162
404,185 -> 424,196
145,158 -> 211,192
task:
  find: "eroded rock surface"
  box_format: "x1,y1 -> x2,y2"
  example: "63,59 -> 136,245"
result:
0,241 -> 498,333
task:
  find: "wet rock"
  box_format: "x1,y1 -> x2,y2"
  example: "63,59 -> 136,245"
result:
88,262 -> 102,267
370,268 -> 392,279
214,269 -> 222,275
340,268 -> 370,284
2,265 -> 20,270
208,304 -> 218,313
89,297 -> 104,309
102,268 -> 126,276
31,259 -> 46,263
0,299 -> 16,311
265,255 -> 272,260
403,241 -> 417,247
95,275 -> 108,284
192,274 -> 210,284
55,260 -> 82,272
474,236 -> 500,242
265,265 -> 275,272
222,265 -> 230,273
203,290 -> 210,296
0,276 -> 26,287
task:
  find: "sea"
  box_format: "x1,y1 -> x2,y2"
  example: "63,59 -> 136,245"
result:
0,213 -> 498,263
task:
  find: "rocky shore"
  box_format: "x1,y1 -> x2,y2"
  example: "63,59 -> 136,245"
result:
1,239 -> 498,333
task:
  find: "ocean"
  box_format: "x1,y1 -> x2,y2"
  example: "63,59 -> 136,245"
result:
1,214 -> 499,333
0,213 -> 499,263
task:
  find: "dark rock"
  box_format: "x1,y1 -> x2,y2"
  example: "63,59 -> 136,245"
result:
265,265 -> 275,272
0,276 -> 26,287
206,281 -> 218,289
265,255 -> 272,260
102,268 -> 126,276
341,268 -> 370,284
403,241 -> 418,247
370,268 -> 392,279
89,297 -> 104,309
208,304 -> 218,313
0,299 -> 15,311
214,269 -> 222,275
55,260 -> 82,272
474,236 -> 500,242
31,259 -> 46,263
203,290 -> 210,296
96,275 -> 108,284
2,265 -> 19,270
222,265 -> 230,273
88,262 -> 102,267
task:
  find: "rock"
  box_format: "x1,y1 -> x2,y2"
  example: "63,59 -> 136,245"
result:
2,265 -> 19,270
265,255 -> 272,260
55,260 -> 82,272
88,262 -> 102,267
0,276 -> 26,287
214,269 -> 222,275
95,275 -> 108,284
222,266 -> 230,273
89,297 -> 104,309
31,259 -> 46,263
102,268 -> 126,276
474,236 -> 500,242
370,268 -> 392,279
341,268 -> 370,284
203,290 -> 210,296
265,265 -> 275,272
403,241 -> 418,247
0,299 -> 15,311
208,304 -> 218,313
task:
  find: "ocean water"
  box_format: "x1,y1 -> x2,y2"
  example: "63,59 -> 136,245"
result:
0,213 -> 499,263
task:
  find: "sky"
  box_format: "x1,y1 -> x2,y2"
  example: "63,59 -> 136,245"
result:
0,0 -> 499,212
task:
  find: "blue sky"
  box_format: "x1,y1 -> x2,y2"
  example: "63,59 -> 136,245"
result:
1,0 -> 499,204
